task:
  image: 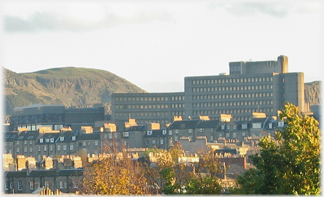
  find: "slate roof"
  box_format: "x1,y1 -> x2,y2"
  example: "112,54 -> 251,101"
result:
196,120 -> 220,128
55,131 -> 79,143
251,118 -> 267,123
126,126 -> 146,131
16,131 -> 39,141
5,170 -> 28,178
168,120 -> 200,130
142,129 -> 167,138
4,132 -> 19,142
77,133 -> 100,140
37,133 -> 61,144
57,169 -> 83,176
28,169 -> 57,177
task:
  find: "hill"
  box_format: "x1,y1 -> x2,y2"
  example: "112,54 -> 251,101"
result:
4,67 -> 146,115
304,81 -> 321,106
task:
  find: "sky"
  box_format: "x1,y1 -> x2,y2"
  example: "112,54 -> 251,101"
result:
1,0 -> 323,93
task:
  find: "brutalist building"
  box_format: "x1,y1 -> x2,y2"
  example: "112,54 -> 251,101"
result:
112,55 -> 309,126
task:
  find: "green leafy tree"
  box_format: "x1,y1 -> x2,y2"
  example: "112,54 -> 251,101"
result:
234,102 -> 321,195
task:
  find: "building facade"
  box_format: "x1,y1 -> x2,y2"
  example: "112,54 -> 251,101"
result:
112,55 -> 309,125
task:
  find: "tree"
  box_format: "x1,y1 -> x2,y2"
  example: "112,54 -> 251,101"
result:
142,143 -> 190,194
234,102 -> 321,195
142,143 -> 223,194
80,142 -> 152,195
185,148 -> 222,194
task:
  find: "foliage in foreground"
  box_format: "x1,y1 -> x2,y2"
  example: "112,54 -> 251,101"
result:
80,144 -> 151,195
234,103 -> 321,195
142,143 -> 223,194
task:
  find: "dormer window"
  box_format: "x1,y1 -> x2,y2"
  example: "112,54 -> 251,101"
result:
50,138 -> 54,143
147,130 -> 153,135
72,136 -> 76,141
60,136 -> 64,141
45,138 -> 49,143
40,138 -> 43,143
162,129 -> 167,135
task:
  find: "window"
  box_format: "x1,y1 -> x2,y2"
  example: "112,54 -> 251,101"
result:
18,180 -> 23,191
57,145 -> 61,150
45,180 -> 49,188
60,136 -> 64,141
63,145 -> 67,150
72,136 -> 76,141
160,139 -> 164,144
44,146 -> 47,151
59,181 -> 63,189
40,138 -> 43,143
147,130 -> 153,135
73,181 -> 78,188
70,144 -> 74,150
24,147 -> 27,153
30,181 -> 34,190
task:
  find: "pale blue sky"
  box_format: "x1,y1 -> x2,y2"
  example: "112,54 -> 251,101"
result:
2,0 -> 323,92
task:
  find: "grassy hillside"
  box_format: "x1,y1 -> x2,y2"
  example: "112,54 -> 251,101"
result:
305,81 -> 321,106
4,67 -> 146,115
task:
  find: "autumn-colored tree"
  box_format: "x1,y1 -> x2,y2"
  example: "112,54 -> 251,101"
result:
142,143 -> 223,194
80,142 -> 152,195
185,148 -> 222,194
234,103 -> 321,195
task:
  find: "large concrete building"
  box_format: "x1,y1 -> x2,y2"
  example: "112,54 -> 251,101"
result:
9,104 -> 105,131
112,55 -> 309,125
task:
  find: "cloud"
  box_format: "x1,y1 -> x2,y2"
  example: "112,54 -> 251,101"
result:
4,9 -> 173,33
208,1 -> 321,18
225,2 -> 289,18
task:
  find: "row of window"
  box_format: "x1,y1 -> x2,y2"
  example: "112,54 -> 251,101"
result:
193,100 -> 274,108
193,92 -> 273,100
115,96 -> 185,102
193,108 -> 274,115
192,76 -> 273,85
14,142 -> 99,153
115,111 -> 184,117
16,124 -> 63,132
116,104 -> 170,110
5,180 -> 77,191
192,84 -> 273,93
